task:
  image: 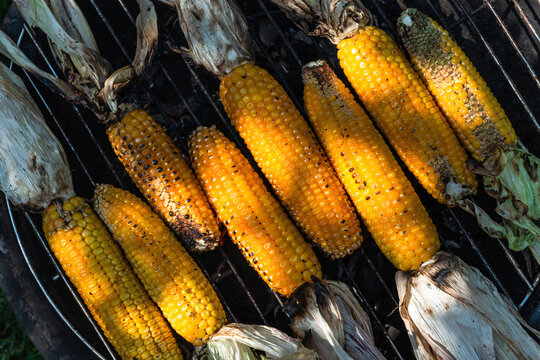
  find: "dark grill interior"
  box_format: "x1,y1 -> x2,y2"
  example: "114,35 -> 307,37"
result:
1,0 -> 539,359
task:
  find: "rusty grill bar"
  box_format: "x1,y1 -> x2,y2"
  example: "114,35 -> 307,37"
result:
1,0 -> 539,359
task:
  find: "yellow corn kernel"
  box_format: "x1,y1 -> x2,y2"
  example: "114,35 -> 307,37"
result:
398,9 -> 517,161
220,63 -> 362,258
42,197 -> 182,359
337,26 -> 477,205
93,184 -> 227,346
107,109 -> 220,252
303,61 -> 439,270
189,126 -> 322,296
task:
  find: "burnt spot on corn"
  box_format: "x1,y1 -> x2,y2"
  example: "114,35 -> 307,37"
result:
106,109 -> 220,252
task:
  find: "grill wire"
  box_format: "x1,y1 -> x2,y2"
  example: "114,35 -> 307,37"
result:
1,0 -> 539,359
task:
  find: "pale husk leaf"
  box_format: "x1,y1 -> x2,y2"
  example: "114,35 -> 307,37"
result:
48,0 -> 101,83
287,278 -> 385,360
396,252 -> 540,360
198,323 -> 317,359
15,0 -> 111,88
2,0 -> 157,119
0,62 -> 74,211
175,0 -> 254,77
0,30 -> 81,102
270,0 -> 374,44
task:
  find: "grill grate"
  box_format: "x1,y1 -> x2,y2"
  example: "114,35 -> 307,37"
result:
1,0 -> 539,359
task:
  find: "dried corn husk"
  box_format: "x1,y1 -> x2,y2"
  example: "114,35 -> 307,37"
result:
0,62 -> 74,211
193,323 -> 317,360
0,0 -> 157,120
396,251 -> 540,360
285,278 -> 386,360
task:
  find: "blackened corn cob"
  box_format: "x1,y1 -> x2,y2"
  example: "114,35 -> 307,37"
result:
397,8 -> 517,162
107,109 -> 219,252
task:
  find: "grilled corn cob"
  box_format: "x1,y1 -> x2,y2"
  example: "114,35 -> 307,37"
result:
93,184 -> 227,346
397,9 -> 517,162
303,61 -> 439,270
397,8 -> 539,262
189,126 -> 322,297
271,0 -> 477,206
107,109 -> 220,252
42,196 -> 182,359
176,0 -> 363,258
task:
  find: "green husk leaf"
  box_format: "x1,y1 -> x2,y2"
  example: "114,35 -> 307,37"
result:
270,0 -> 374,44
285,278 -> 385,360
0,62 -> 74,211
459,145 -> 540,261
194,323 -> 317,360
396,252 -> 540,360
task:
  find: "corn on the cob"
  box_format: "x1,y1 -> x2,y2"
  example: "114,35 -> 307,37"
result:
270,0 -> 477,206
176,0 -> 363,258
337,27 -> 477,205
93,184 -> 227,346
188,126 -> 322,297
220,63 -> 363,258
42,196 -> 182,359
107,109 -> 220,252
303,61 -> 439,270
397,9 -> 517,162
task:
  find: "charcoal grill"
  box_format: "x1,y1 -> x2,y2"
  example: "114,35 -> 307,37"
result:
1,0 -> 539,359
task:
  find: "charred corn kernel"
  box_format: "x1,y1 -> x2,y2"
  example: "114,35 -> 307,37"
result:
188,126 -> 321,296
303,61 -> 439,270
337,26 -> 477,205
42,197 -> 182,359
93,184 -> 227,346
107,109 -> 219,252
220,63 -> 362,258
397,9 -> 517,162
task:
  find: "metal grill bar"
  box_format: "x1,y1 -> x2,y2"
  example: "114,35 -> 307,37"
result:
482,0 -> 539,88
507,0 -> 540,45
451,0 -> 540,132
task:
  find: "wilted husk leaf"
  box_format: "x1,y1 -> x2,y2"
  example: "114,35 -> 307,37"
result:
0,62 -> 74,211
285,278 -> 386,360
459,145 -> 540,263
270,0 -> 374,44
396,251 -> 540,360
193,323 -> 317,360
0,0 -> 157,120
